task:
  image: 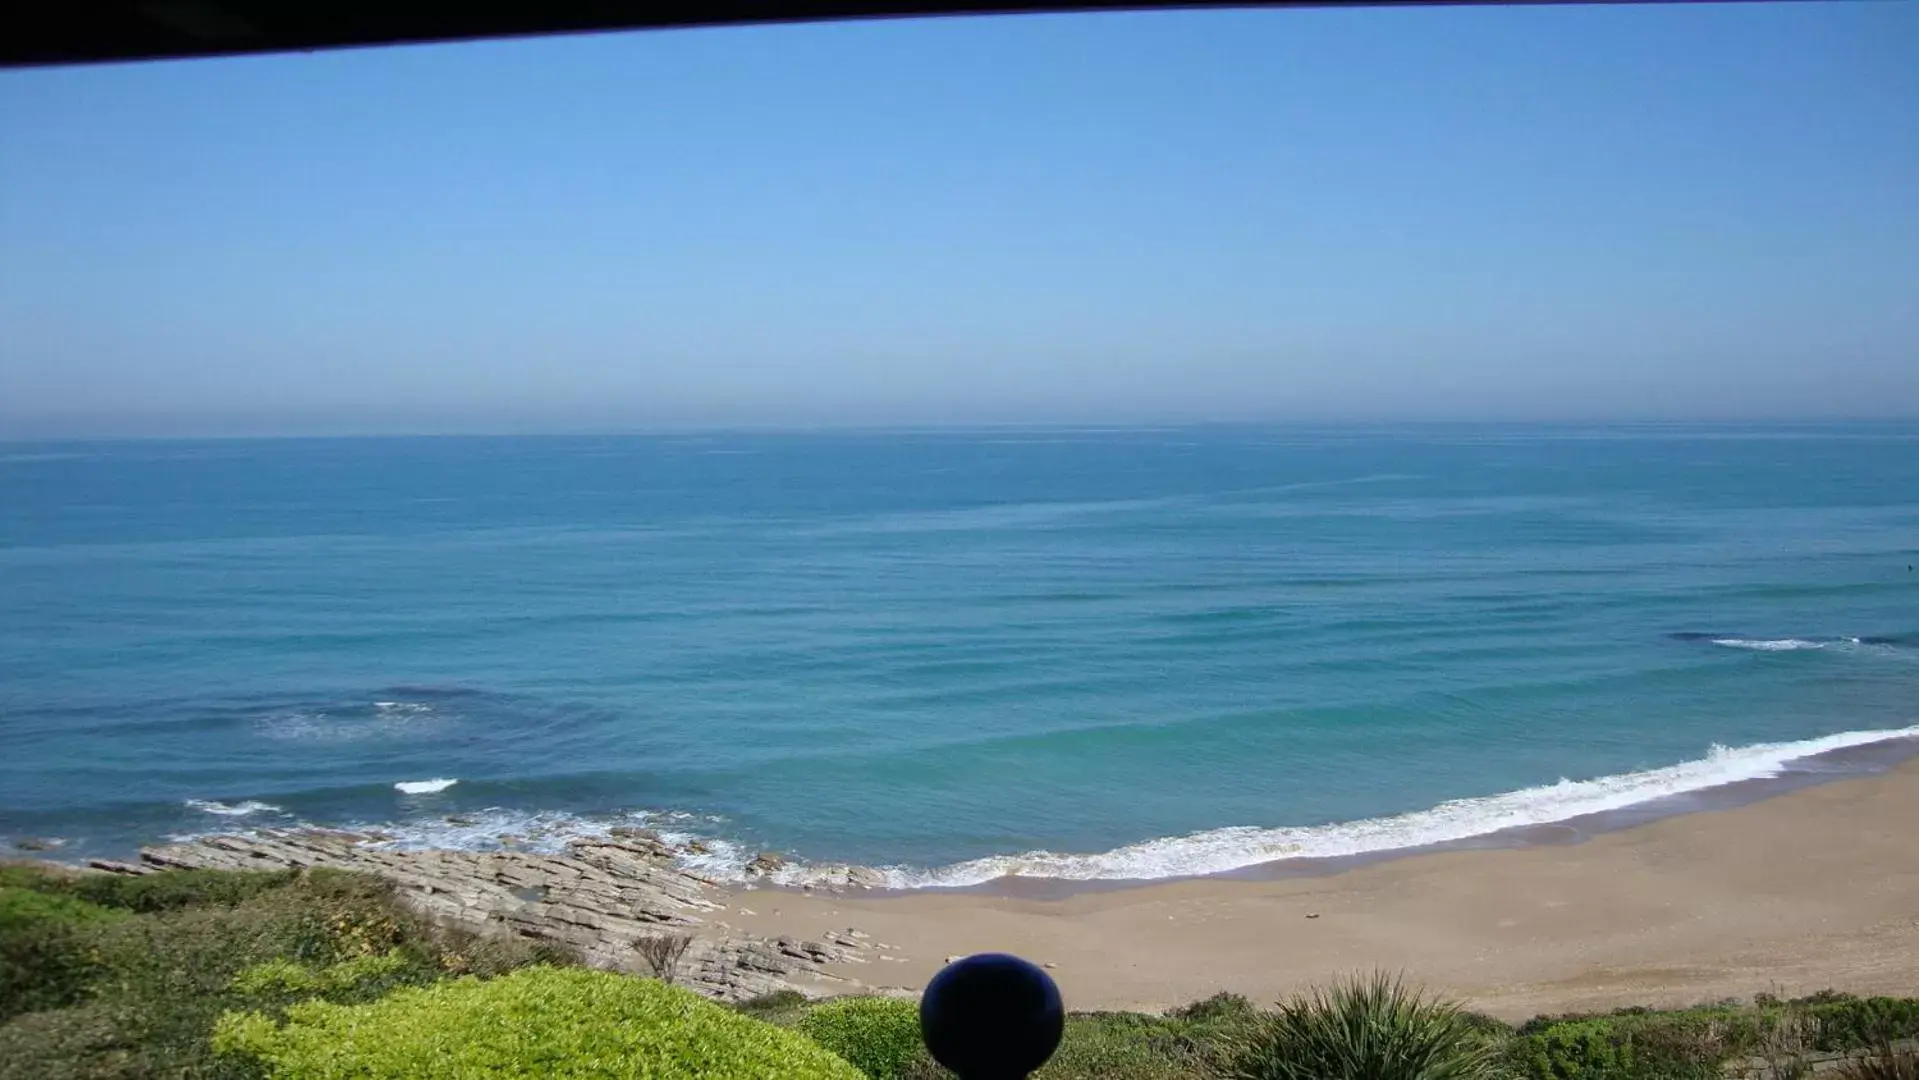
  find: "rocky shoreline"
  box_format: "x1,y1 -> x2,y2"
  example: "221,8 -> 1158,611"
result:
75,829 -> 906,1003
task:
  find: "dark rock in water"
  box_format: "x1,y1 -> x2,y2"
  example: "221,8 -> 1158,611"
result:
746,851 -> 788,876
13,837 -> 61,852
126,830 -> 874,1002
444,815 -> 478,826
609,826 -> 664,842
685,840 -> 713,855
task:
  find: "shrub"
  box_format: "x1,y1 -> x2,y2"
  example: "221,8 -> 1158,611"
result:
229,951 -> 416,999
1022,1004 -> 1267,1080
1806,999 -> 1919,1052
1513,1012 -> 1734,1079
1224,973 -> 1504,1080
1,886 -> 131,1020
800,997 -> 928,1080
0,1002 -> 151,1080
734,988 -> 811,1024
0,864 -> 302,914
0,885 -> 131,932
634,931 -> 694,983
1034,1013 -> 1196,1080
1511,997 -> 1919,1078
0,866 -> 568,1079
1168,992 -> 1260,1024
213,965 -> 863,1079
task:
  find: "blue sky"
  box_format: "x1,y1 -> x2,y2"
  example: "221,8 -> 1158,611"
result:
1,2 -> 1915,436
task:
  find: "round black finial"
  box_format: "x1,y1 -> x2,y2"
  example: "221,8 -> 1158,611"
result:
919,953 -> 1064,1080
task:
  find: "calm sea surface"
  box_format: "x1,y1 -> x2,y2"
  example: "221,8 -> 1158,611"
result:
3,425 -> 1916,885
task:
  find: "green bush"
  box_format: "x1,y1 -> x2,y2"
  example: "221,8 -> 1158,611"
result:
1513,1017 -> 1667,1079
0,865 -> 569,1079
0,886 -> 131,932
734,988 -> 811,1025
1168,992 -> 1260,1025
1024,1003 -> 1265,1080
1224,973 -> 1504,1080
1512,996 -> 1919,1078
214,965 -> 863,1079
0,865 -> 301,914
229,951 -> 415,999
1807,998 -> 1919,1052
800,997 -> 928,1080
1,886 -> 131,1021
1034,1014 -> 1198,1080
0,1002 -> 152,1080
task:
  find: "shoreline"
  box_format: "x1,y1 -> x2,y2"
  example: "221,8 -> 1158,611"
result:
33,736 -> 1919,1018
17,726 -> 1919,896
722,752 -> 1919,1017
761,731 -> 1919,902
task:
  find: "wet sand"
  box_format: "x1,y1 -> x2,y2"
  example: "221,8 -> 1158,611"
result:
727,756 -> 1919,1018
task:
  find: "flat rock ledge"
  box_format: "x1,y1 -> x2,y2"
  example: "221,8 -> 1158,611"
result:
91,830 -> 881,1002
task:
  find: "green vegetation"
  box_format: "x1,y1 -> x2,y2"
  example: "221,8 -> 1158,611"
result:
1222,973 -> 1503,1080
0,863 -> 569,1078
799,997 -> 927,1079
6,864 -> 1919,1080
2,883 -> 132,1020
1512,995 -> 1919,1079
214,965 -> 863,1080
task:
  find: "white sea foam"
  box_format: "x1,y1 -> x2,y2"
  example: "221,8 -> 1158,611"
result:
394,778 -> 458,795
833,725 -> 1919,888
184,799 -> 283,817
1708,637 -> 1911,656
1712,638 -> 1828,652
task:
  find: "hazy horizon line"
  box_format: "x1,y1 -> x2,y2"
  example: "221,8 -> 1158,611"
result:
6,415 -> 1919,445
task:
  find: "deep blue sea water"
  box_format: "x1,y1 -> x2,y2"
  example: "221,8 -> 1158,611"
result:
3,425 -> 1917,885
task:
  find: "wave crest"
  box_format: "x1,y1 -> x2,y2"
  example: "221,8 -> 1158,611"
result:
184,799 -> 283,817
1712,638 -> 1827,652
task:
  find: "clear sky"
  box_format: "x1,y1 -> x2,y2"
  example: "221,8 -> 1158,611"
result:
1,2 -> 1915,437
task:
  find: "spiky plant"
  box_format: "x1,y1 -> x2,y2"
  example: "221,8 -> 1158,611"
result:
1223,972 -> 1504,1080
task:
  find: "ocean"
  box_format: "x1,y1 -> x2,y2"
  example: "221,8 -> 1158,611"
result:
3,424 -> 1916,887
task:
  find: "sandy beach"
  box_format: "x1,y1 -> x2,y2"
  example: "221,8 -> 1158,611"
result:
727,757 -> 1919,1019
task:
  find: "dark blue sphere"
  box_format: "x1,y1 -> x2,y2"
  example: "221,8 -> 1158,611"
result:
919,953 -> 1064,1080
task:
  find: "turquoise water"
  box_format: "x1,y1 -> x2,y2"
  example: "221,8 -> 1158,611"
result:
3,425 -> 1916,884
